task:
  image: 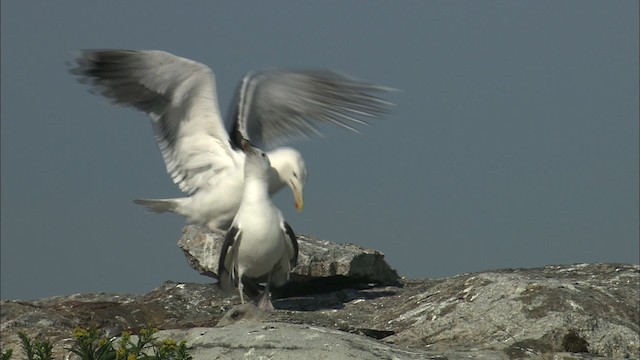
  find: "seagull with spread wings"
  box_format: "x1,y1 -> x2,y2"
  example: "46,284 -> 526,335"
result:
70,50 -> 391,232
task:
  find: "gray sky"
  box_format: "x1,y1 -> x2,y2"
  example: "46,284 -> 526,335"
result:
2,1 -> 638,300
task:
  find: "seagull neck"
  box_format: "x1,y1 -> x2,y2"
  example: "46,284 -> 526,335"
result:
242,176 -> 271,204
268,167 -> 287,194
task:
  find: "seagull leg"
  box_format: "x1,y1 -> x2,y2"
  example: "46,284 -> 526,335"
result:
238,279 -> 245,304
256,273 -> 274,311
242,277 -> 263,300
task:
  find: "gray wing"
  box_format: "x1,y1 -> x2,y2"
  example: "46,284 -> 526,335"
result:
283,222 -> 299,268
70,49 -> 240,194
229,70 -> 393,150
218,226 -> 240,292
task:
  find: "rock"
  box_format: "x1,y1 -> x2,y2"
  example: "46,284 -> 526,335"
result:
367,263 -> 639,359
0,283 -> 228,359
178,225 -> 400,285
274,263 -> 639,359
1,263 -> 638,359
146,324 -> 507,360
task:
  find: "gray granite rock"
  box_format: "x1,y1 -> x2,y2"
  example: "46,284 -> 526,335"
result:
178,225 -> 400,285
369,263 -> 639,359
1,263 -> 637,359
148,324 -> 506,360
213,263 -> 640,359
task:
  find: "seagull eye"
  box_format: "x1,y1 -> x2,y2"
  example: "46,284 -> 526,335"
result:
261,152 -> 267,158
292,171 -> 298,179
231,311 -> 240,319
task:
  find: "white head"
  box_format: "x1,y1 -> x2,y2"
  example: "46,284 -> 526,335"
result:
266,147 -> 307,212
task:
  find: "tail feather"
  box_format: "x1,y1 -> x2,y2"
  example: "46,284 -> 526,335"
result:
133,198 -> 178,213
217,267 -> 235,296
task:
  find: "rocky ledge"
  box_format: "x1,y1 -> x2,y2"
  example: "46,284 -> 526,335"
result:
1,228 -> 638,359
178,225 -> 401,286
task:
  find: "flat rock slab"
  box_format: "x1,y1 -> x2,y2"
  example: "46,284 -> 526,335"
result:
178,225 -> 400,285
149,324 -> 506,360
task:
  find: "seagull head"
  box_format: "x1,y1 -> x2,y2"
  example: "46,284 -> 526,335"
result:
240,140 -> 272,180
267,147 -> 307,212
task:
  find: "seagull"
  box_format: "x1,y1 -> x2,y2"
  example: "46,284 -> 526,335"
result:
216,303 -> 264,327
70,49 -> 391,232
217,138 -> 298,310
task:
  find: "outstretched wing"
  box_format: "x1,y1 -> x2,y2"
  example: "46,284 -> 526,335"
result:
70,49 -> 240,194
229,70 -> 393,151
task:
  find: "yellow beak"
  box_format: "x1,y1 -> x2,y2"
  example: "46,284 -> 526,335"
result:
292,183 -> 304,212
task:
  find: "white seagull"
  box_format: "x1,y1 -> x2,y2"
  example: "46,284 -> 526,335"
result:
218,138 -> 298,310
70,49 -> 391,232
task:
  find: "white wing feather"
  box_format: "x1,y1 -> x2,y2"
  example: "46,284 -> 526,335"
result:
71,50 -> 240,193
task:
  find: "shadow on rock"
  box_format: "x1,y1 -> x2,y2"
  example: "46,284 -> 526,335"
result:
273,282 -> 401,311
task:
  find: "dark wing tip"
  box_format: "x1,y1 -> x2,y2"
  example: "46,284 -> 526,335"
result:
283,222 -> 299,268
217,227 -> 240,295
217,227 -> 238,277
228,120 -> 245,151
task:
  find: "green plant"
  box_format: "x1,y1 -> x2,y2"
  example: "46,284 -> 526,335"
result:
68,327 -> 116,360
0,348 -> 13,360
153,339 -> 191,360
113,326 -> 157,360
18,332 -> 53,360
68,324 -> 192,360
9,325 -> 192,360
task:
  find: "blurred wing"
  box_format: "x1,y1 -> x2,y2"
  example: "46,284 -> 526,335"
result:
70,49 -> 239,193
229,70 -> 393,150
